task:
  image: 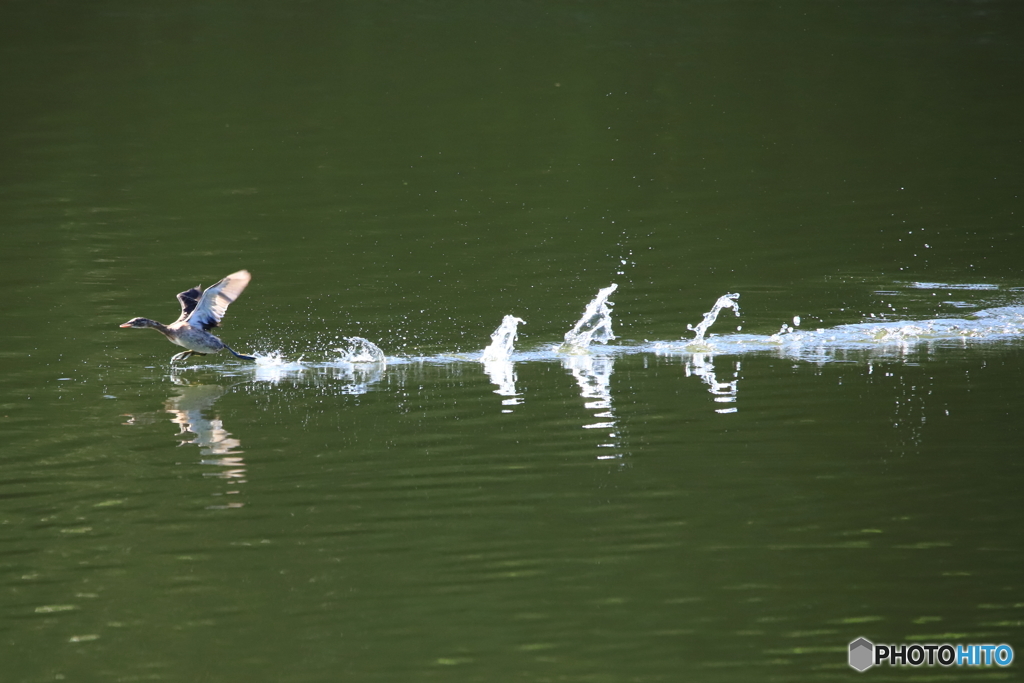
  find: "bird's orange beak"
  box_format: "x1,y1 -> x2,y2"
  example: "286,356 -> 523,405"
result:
119,322 -> 132,328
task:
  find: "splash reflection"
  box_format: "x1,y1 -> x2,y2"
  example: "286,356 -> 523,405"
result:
483,358 -> 523,413
685,353 -> 741,413
562,354 -> 622,459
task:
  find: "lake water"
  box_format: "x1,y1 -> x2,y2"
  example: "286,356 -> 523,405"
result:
2,2 -> 1023,681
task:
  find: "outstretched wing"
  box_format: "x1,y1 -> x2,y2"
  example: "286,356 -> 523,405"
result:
185,270 -> 251,331
174,286 -> 202,323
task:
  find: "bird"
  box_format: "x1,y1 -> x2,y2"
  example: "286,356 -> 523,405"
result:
119,270 -> 256,362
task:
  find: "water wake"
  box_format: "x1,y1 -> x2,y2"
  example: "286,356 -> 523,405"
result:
157,285 -> 1024,461
213,287 -> 1024,375
654,305 -> 1024,362
239,291 -> 1023,372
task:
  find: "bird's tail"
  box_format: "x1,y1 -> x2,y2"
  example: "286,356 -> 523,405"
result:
224,345 -> 256,361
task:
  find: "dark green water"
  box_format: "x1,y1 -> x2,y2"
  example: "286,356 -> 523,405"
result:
2,2 -> 1023,681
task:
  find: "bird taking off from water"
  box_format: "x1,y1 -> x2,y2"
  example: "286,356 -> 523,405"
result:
119,270 -> 256,362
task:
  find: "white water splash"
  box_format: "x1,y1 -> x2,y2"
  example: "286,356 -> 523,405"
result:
561,284 -> 618,351
687,293 -> 741,344
334,337 -> 386,364
252,351 -> 306,383
254,351 -> 304,368
481,315 -> 526,362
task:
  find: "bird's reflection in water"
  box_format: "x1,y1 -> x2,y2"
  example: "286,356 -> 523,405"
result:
163,378 -> 246,508
561,354 -> 623,460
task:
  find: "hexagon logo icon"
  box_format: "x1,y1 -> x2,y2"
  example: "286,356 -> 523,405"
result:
849,637 -> 874,671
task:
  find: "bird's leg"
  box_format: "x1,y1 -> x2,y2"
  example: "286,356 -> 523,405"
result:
170,350 -> 196,362
224,345 -> 256,361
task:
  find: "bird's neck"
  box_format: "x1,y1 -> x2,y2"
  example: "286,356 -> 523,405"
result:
140,318 -> 173,337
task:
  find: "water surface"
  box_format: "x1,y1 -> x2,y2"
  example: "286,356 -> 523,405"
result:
2,2 -> 1023,681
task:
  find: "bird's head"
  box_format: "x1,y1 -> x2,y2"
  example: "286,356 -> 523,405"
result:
119,317 -> 153,329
